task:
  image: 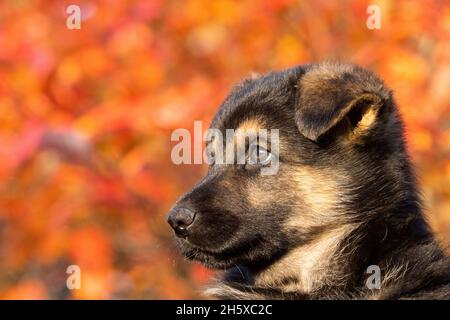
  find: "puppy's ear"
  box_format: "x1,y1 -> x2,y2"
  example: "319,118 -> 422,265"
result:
295,63 -> 391,141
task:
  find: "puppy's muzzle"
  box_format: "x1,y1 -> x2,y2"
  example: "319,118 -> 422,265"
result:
167,206 -> 196,238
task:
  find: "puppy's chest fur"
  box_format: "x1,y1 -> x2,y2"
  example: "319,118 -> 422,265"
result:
204,227 -> 352,299
205,230 -> 450,300
251,227 -> 353,293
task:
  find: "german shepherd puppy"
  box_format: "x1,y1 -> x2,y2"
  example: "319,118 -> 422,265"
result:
167,62 -> 450,299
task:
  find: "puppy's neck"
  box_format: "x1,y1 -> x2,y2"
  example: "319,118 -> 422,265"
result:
251,226 -> 356,294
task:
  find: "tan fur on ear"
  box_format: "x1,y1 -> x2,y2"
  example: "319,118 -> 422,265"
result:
359,108 -> 378,129
345,93 -> 383,137
352,103 -> 380,136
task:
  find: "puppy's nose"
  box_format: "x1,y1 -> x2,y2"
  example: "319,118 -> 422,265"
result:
167,207 -> 196,238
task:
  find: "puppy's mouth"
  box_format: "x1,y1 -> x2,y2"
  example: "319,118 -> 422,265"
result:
175,238 -> 235,269
176,235 -> 267,269
182,248 -> 231,269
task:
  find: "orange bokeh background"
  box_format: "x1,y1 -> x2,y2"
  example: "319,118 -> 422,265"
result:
0,0 -> 450,299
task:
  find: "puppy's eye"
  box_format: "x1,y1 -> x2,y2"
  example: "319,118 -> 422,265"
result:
248,145 -> 272,166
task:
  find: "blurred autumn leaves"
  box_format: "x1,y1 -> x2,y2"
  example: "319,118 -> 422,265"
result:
0,0 -> 449,299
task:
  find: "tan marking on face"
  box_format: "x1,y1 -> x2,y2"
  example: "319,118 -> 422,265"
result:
246,178 -> 283,209
233,119 -> 265,162
284,166 -> 349,230
246,165 -> 349,226
205,118 -> 268,165
236,119 -> 263,134
246,182 -> 265,208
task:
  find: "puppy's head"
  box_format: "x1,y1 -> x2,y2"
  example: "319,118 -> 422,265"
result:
168,62 -> 412,270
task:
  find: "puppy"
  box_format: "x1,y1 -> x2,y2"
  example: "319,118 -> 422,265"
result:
167,62 -> 450,299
